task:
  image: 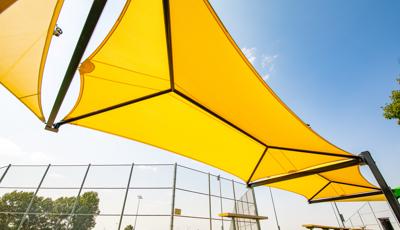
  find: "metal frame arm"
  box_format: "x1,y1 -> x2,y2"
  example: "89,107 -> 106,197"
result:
309,191 -> 383,204
248,158 -> 362,187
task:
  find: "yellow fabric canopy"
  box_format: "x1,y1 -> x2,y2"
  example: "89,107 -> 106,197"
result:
0,0 -> 63,121
58,0 -> 383,202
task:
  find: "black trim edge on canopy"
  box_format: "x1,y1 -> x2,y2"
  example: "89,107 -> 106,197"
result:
55,89 -> 172,127
309,191 -> 383,204
248,158 -> 362,187
162,0 -> 175,90
247,147 -> 268,184
308,181 -> 331,201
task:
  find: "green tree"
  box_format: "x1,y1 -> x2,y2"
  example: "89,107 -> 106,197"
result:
0,191 -> 99,229
124,224 -> 134,230
70,192 -> 100,229
382,78 -> 400,124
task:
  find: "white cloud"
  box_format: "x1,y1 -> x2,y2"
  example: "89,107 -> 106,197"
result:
241,47 -> 257,64
262,73 -> 271,80
262,54 -> 278,70
261,54 -> 278,80
0,138 -> 23,157
0,137 -> 53,164
241,47 -> 278,80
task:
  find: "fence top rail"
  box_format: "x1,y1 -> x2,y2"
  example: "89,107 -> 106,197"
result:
0,186 -> 173,190
2,163 -> 175,167
176,164 -> 246,185
0,163 -> 246,185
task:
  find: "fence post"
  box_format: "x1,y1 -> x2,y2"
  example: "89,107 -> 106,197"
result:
0,164 -> 11,184
170,163 -> 177,230
209,173 -> 213,230
367,202 -> 383,230
240,189 -> 245,228
334,202 -> 345,227
118,163 -> 135,230
218,175 -> 224,230
245,189 -> 253,230
231,180 -> 238,230
68,164 -> 91,229
349,218 -> 354,227
269,187 -> 281,230
17,164 -> 51,230
358,211 -> 365,228
251,187 -> 262,230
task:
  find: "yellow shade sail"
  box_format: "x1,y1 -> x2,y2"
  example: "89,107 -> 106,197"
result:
59,0 -> 384,202
0,0 -> 63,121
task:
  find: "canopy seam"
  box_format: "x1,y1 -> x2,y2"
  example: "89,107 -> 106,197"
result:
91,60 -> 169,81
18,93 -> 38,99
85,74 -> 164,91
331,181 -> 381,191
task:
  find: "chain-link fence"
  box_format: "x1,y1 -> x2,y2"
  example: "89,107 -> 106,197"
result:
344,202 -> 400,230
0,163 -> 261,230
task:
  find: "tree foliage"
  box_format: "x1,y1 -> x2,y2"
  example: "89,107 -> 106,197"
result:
124,224 -> 134,230
0,191 -> 99,229
382,78 -> 400,124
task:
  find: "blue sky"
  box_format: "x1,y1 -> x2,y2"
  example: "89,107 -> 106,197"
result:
0,0 -> 399,229
212,0 -> 400,180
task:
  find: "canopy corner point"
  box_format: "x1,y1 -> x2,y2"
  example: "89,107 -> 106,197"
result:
45,124 -> 59,133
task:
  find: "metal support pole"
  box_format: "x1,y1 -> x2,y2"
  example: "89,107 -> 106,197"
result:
0,164 -> 11,184
333,202 -> 345,227
231,180 -> 238,230
118,163 -> 134,230
208,173 -> 213,230
240,196 -> 245,230
357,211 -> 365,228
18,164 -> 51,230
251,187 -> 262,230
133,196 -> 142,229
359,151 -> 400,222
170,163 -> 177,230
349,219 -> 354,227
68,164 -> 91,229
330,202 -> 341,227
218,175 -> 224,230
245,189 -> 253,230
45,0 -> 107,131
269,187 -> 281,230
368,202 -> 383,230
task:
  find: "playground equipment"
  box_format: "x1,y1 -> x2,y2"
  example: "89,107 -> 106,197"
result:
393,188 -> 400,200
378,218 -> 395,230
